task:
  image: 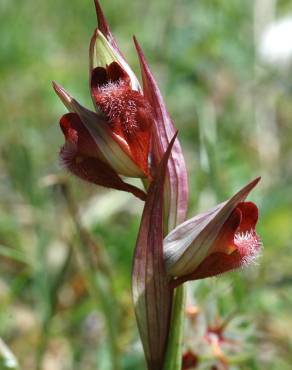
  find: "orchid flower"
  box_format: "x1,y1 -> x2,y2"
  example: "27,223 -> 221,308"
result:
164,178 -> 262,287
53,1 -> 155,200
134,173 -> 261,369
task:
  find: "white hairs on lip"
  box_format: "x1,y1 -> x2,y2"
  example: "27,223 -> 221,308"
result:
234,230 -> 262,266
98,79 -> 125,93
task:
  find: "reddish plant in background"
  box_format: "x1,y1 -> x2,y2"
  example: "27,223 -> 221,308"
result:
53,1 -> 262,369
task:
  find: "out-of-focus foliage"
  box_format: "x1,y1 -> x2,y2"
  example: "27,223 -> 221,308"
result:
0,0 -> 292,369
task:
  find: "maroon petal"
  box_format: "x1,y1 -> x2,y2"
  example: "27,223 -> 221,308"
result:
60,113 -> 102,158
134,37 -> 189,230
91,62 -> 130,92
189,251 -> 243,280
132,135 -> 177,370
107,61 -> 130,83
91,66 -> 108,89
236,202 -> 258,232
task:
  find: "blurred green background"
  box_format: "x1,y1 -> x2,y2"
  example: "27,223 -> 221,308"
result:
1,0 -> 292,369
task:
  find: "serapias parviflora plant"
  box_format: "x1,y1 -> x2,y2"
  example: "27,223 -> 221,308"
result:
53,1 -> 262,369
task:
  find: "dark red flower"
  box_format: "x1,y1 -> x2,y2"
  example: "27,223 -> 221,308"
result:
59,112 -> 147,200
164,178 -> 262,286
52,1 -> 158,198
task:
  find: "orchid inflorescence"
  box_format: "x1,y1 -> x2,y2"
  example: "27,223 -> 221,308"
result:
53,2 -> 262,369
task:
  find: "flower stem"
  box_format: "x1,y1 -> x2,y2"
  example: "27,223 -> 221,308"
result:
163,285 -> 186,370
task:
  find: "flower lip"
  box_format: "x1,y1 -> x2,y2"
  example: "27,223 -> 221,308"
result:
232,202 -> 261,265
91,61 -> 153,177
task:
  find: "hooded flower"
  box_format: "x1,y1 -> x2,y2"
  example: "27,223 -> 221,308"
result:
164,178 -> 262,286
53,80 -> 148,199
53,1 -> 155,199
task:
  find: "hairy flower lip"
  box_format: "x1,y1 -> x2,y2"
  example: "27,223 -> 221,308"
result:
164,177 -> 261,284
90,61 -> 153,177
52,81 -> 147,178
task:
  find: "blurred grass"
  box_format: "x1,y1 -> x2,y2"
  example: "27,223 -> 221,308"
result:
0,0 -> 292,369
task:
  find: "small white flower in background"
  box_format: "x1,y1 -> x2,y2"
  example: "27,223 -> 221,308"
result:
0,338 -> 18,370
258,16 -> 292,68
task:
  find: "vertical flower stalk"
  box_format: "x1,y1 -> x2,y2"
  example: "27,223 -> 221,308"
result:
133,37 -> 190,370
53,2 -> 262,370
132,135 -> 177,370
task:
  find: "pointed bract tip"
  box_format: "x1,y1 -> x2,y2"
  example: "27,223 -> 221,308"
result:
52,81 -> 68,96
242,176 -> 261,194
160,132 -> 178,167
94,0 -> 110,36
133,36 -> 144,58
94,0 -> 103,20
52,82 -> 73,106
133,35 -> 138,46
52,80 -> 60,92
251,176 -> 261,186
229,176 -> 262,205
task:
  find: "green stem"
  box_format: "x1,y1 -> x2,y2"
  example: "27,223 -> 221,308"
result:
163,285 -> 186,370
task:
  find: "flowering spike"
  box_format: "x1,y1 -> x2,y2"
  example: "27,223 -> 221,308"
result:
132,134 -> 177,370
164,178 -> 262,285
133,37 -> 189,230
